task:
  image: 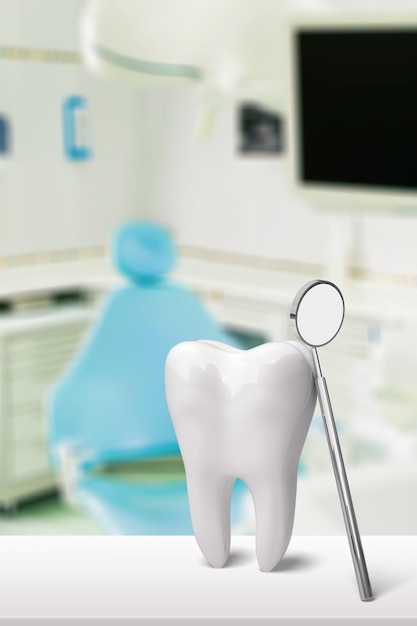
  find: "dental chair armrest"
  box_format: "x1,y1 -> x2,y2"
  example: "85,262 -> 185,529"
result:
56,442 -> 92,506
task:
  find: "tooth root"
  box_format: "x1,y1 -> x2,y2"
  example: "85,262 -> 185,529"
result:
247,472 -> 298,572
186,472 -> 236,568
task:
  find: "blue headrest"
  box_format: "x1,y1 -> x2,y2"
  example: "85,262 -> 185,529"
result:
112,222 -> 177,282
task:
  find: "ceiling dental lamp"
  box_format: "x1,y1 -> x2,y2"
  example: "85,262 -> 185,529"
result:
80,0 -> 330,134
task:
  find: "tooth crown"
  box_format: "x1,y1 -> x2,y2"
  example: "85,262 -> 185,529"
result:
165,340 -> 317,572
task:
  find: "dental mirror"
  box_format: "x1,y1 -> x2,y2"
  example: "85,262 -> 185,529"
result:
290,280 -> 344,347
290,280 -> 373,602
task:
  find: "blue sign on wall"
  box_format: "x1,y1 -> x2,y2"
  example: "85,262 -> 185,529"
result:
63,95 -> 92,161
0,114 -> 11,156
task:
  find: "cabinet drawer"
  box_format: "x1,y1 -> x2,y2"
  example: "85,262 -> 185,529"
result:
4,325 -> 87,357
2,325 -> 88,410
5,399 -> 43,418
6,371 -> 62,407
9,443 -> 51,481
10,410 -> 46,443
5,343 -> 82,374
0,308 -> 94,499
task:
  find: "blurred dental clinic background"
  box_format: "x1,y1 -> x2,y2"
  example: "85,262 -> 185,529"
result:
0,0 -> 416,538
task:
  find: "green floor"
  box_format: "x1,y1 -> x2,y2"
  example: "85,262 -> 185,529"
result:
0,493 -> 101,535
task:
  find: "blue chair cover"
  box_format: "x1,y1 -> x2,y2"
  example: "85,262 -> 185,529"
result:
48,221 -> 248,534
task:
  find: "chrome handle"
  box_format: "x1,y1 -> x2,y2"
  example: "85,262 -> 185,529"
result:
315,374 -> 373,602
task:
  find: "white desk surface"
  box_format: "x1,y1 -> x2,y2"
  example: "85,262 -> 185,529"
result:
0,536 -> 415,624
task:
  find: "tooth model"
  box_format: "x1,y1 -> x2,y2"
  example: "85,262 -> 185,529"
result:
165,339 -> 317,572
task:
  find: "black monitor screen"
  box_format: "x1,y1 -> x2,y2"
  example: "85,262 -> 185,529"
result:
296,30 -> 417,190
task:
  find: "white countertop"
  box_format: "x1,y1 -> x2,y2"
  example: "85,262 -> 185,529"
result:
1,255 -> 417,325
0,258 -> 119,300
0,536 -> 415,623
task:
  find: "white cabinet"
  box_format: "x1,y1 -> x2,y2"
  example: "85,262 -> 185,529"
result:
0,306 -> 95,508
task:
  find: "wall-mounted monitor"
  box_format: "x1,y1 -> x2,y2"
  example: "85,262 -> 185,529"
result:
286,13 -> 417,212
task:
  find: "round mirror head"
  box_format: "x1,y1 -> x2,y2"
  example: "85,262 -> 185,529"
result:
290,280 -> 345,347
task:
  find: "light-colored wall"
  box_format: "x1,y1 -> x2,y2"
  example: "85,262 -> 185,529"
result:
147,89 -> 329,269
140,0 -> 417,282
146,85 -> 417,281
0,0 -> 146,257
3,0 -> 417,283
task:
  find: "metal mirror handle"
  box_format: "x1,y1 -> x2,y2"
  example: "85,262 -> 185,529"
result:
291,280 -> 373,602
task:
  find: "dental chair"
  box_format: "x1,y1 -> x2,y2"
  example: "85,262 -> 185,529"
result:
48,221 -> 247,534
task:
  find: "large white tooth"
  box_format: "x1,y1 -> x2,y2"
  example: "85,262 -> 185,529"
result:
165,340 -> 316,572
